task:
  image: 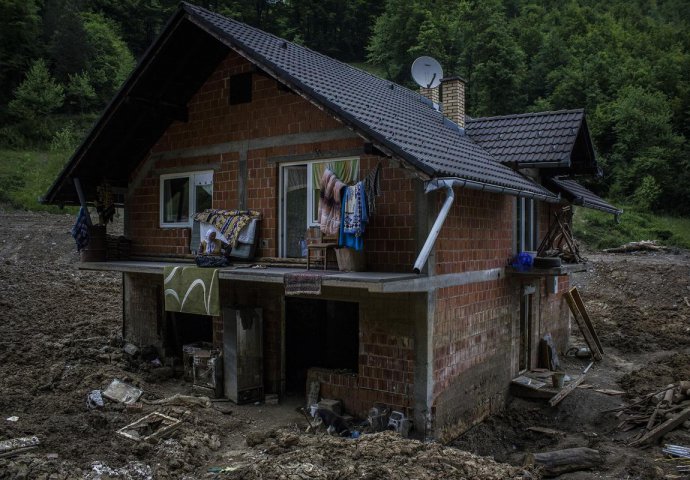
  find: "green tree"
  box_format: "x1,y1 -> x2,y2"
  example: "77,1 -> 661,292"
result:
7,59 -> 65,143
0,0 -> 42,110
81,12 -> 136,104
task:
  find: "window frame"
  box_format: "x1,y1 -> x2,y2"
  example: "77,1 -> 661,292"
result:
515,197 -> 538,253
159,170 -> 214,228
278,157 -> 359,257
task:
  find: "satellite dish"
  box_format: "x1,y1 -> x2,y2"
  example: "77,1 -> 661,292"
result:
411,56 -> 443,88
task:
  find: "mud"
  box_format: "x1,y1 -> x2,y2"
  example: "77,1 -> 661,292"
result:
2,210 -> 689,479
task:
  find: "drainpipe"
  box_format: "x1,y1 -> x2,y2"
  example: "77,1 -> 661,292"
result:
413,180 -> 455,274
412,178 -> 559,273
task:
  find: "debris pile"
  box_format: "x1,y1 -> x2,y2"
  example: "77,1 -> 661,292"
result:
607,382 -> 690,446
223,430 -> 535,479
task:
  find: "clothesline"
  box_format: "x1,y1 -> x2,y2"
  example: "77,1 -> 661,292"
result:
317,164 -> 381,252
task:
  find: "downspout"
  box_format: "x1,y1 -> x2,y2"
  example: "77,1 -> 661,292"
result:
413,180 -> 455,274
412,177 -> 560,273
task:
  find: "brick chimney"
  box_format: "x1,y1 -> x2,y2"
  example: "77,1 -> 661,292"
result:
440,76 -> 466,127
419,86 -> 439,104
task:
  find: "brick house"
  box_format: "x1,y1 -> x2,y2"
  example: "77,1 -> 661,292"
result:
44,3 -> 620,440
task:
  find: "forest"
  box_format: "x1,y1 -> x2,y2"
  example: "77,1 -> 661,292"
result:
1,0 -> 689,214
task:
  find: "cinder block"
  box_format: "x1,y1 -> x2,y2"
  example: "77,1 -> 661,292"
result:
317,398 -> 342,415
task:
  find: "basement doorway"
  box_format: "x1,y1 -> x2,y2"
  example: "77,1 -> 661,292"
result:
285,298 -> 359,393
165,312 -> 213,360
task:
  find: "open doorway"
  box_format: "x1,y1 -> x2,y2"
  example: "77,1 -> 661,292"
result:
165,312 -> 213,360
285,298 -> 359,394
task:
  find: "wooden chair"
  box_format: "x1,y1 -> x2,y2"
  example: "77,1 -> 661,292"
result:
306,226 -> 338,270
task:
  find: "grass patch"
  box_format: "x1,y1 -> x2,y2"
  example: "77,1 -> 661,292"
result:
0,149 -> 74,213
573,204 -> 690,250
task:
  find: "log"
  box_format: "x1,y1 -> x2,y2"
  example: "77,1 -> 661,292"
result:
629,407 -> 690,447
525,447 -> 603,477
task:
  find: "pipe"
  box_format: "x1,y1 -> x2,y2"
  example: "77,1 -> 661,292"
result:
413,181 -> 455,273
412,177 -> 560,273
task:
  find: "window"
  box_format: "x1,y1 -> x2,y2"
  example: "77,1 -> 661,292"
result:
516,197 -> 538,252
160,171 -> 213,227
279,158 -> 359,257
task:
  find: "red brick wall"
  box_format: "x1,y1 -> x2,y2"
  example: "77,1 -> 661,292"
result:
126,50 -> 419,269
123,273 -> 164,350
429,192 -> 572,440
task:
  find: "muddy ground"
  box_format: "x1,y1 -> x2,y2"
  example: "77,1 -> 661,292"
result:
1,210 -> 689,479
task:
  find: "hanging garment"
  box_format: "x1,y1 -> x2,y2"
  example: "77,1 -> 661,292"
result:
318,168 -> 347,236
339,181 -> 368,251
363,163 -> 382,215
71,207 -> 90,251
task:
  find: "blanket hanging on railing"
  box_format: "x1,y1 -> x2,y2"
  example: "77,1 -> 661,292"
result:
193,209 -> 261,248
318,168 -> 347,236
163,266 -> 220,316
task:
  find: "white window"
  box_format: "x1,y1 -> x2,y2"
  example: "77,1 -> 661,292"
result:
516,197 -> 538,252
279,158 -> 359,257
160,171 -> 213,227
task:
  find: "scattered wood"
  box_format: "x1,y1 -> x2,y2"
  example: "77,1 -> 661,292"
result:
594,389 -> 625,396
629,407 -> 690,447
565,289 -> 603,361
142,393 -> 211,408
603,240 -> 664,253
569,288 -> 604,355
116,412 -> 181,443
0,437 -> 40,459
526,426 -> 566,437
525,447 -> 603,477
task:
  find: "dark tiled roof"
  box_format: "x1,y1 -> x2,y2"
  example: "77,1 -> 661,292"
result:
547,177 -> 622,215
465,110 -> 584,166
184,3 -> 557,200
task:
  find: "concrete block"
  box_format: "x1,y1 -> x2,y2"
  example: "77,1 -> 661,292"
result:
318,398 -> 342,415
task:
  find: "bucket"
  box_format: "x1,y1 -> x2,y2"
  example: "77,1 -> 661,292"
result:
335,247 -> 366,272
81,225 -> 106,262
552,371 -> 566,388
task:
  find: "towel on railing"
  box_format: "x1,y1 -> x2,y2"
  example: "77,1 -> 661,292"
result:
163,266 -> 220,316
193,209 -> 261,248
71,207 -> 90,252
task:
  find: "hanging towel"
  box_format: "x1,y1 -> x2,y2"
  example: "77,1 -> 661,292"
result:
163,266 -> 220,316
71,207 -> 90,252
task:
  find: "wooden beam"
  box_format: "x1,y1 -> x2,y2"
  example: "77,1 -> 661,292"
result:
565,289 -> 603,361
628,407 -> 690,447
549,374 -> 586,407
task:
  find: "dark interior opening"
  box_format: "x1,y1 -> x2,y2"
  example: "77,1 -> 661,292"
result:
285,298 -> 359,394
165,312 -> 213,359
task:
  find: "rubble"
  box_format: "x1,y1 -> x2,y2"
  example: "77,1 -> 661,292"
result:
233,430 -> 535,479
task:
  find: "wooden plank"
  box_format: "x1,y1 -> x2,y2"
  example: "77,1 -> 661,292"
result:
549,375 -> 587,407
569,287 -> 604,354
0,437 -> 40,458
629,407 -> 690,447
565,291 -> 603,361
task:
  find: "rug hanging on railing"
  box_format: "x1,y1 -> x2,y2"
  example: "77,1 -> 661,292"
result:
163,266 -> 220,316
284,270 -> 341,296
